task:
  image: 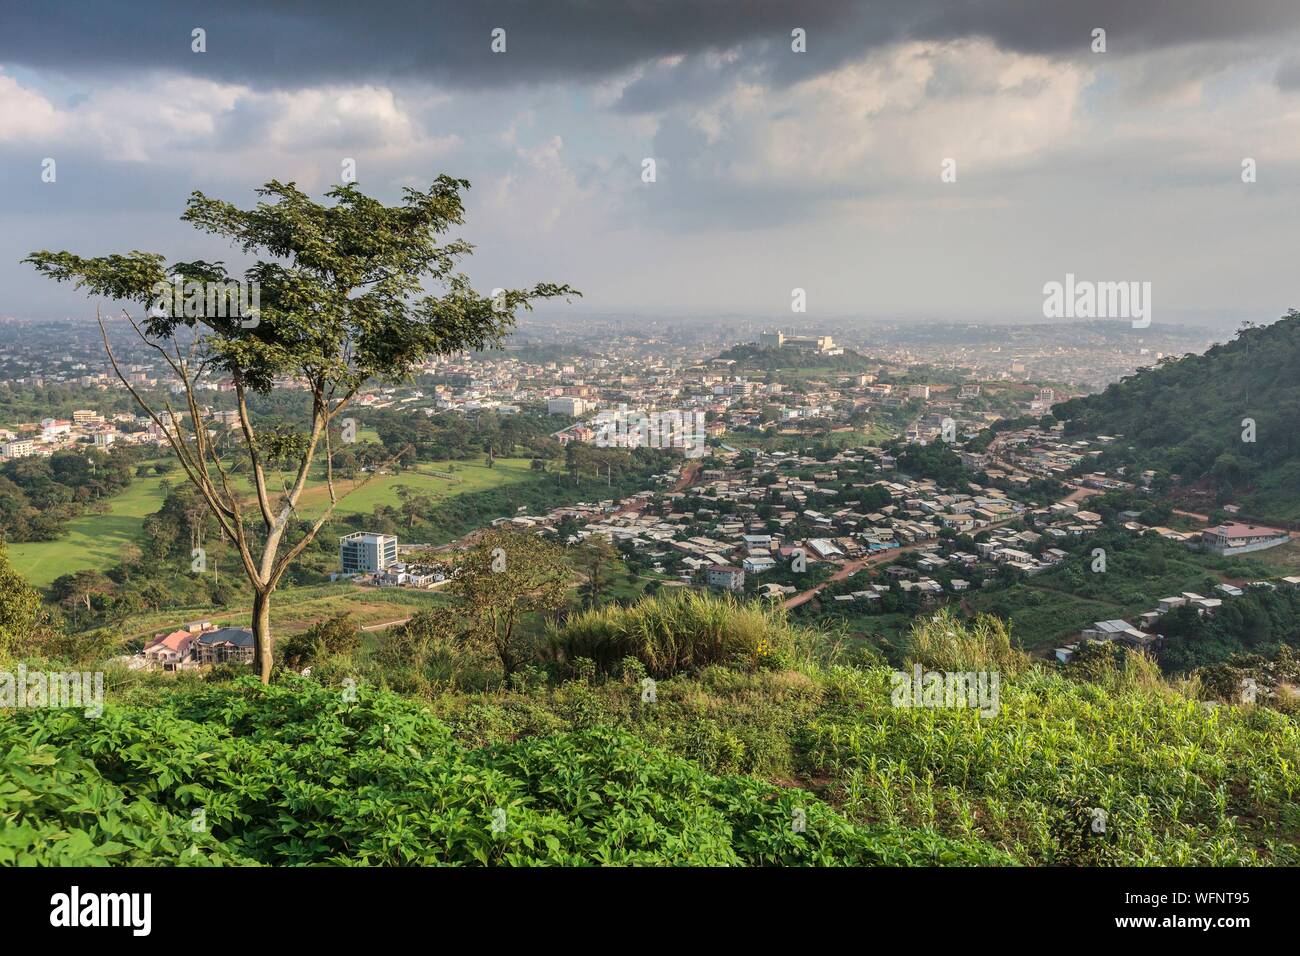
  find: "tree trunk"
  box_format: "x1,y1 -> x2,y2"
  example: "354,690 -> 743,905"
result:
252,589 -> 274,684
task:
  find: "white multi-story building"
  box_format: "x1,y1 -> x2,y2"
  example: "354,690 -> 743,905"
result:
548,396 -> 587,416
340,532 -> 398,575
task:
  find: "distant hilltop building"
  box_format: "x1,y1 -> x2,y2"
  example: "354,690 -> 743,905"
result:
757,330 -> 841,355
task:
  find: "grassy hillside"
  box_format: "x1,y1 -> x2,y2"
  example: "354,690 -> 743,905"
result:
5,595 -> 1298,866
1053,311 -> 1300,521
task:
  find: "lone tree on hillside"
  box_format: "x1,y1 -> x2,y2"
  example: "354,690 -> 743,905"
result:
26,178 -> 576,682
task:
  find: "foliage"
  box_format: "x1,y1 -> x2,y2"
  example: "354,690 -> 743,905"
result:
448,528 -> 571,679
1053,312 -> 1300,520
27,178 -> 576,681
279,612 -> 361,668
899,607 -> 1028,676
545,588 -> 805,678
0,676 -> 1005,866
0,538 -> 43,655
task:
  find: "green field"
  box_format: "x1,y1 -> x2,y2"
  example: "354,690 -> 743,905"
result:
8,474 -> 173,588
9,457 -> 534,589
292,457 -> 534,516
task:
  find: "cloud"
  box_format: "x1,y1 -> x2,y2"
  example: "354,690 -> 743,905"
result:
3,0 -> 1299,95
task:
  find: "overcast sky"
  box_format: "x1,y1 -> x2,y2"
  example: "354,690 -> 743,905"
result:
3,0 -> 1300,326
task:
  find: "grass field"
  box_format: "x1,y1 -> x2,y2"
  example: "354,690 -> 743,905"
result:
8,474 -> 173,588
9,457 -> 535,589
110,581 -> 452,646
292,457 -> 534,516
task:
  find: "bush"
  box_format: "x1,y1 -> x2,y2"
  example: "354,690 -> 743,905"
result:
899,608 -> 1028,676
545,588 -> 805,677
279,612 -> 361,669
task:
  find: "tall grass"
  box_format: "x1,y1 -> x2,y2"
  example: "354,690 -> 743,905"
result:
545,588 -> 807,677
899,608 -> 1028,676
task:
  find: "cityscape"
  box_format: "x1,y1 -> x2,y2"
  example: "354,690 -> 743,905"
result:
0,0 -> 1296,931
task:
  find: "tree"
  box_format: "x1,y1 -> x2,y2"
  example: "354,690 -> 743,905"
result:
574,535 -> 620,608
0,539 -> 41,655
27,179 -> 576,682
280,612 -> 360,669
448,528 -> 570,679
50,569 -> 115,622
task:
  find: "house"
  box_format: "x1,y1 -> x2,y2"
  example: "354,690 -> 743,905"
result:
1201,522 -> 1289,556
1157,596 -> 1187,614
194,627 -> 256,664
1082,619 -> 1153,648
807,538 -> 844,560
706,565 -> 745,592
742,555 -> 777,574
142,629 -> 199,670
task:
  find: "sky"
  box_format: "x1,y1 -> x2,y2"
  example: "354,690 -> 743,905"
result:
2,0 -> 1300,326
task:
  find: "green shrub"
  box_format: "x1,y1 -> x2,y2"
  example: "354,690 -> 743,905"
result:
0,676 -> 1007,866
545,588 -> 804,677
899,608 -> 1028,676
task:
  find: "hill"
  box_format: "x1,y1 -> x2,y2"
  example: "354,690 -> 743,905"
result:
1052,311 -> 1300,521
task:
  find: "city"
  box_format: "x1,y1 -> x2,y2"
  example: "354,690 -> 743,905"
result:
0,0 -> 1295,931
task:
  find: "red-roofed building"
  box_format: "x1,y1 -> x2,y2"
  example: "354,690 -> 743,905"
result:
142,629 -> 199,670
1202,522 -> 1289,556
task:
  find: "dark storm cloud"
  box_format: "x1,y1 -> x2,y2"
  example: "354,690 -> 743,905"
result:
3,0 -> 1299,95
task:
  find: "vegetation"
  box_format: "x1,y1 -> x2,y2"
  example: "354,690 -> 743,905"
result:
27,178 -> 576,679
546,589 -> 807,677
7,604 -> 1296,866
0,675 -> 1005,866
0,446 -> 141,543
1053,312 -> 1300,521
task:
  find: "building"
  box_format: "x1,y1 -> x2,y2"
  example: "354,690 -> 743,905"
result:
194,627 -> 256,664
340,532 -> 398,574
706,565 -> 745,592
1,439 -> 36,460
757,330 -> 838,354
142,629 -> 200,670
547,396 -> 587,416
1202,522 -> 1289,556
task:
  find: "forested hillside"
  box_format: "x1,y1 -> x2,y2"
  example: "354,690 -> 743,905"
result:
1053,311 -> 1300,520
